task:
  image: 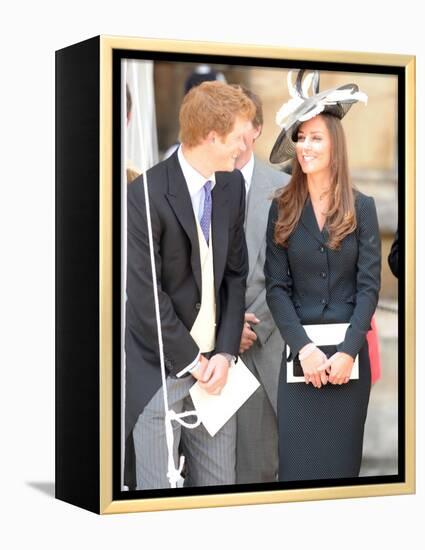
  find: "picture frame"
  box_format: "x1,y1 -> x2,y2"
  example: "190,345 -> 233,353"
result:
55,35 -> 415,514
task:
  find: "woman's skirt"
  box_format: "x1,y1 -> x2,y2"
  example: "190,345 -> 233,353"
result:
277,341 -> 371,481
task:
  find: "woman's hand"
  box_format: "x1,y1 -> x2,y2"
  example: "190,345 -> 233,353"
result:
299,346 -> 328,388
318,352 -> 354,385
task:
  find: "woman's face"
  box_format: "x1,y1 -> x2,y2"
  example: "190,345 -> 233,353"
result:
295,115 -> 332,177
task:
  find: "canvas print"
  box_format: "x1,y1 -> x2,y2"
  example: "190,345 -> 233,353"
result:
117,54 -> 400,498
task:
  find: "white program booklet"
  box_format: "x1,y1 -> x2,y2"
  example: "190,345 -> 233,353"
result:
287,323 -> 359,383
189,357 -> 260,437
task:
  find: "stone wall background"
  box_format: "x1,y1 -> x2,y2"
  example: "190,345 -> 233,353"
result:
155,62 -> 398,299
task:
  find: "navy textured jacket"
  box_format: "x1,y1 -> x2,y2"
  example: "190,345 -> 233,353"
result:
265,191 -> 381,360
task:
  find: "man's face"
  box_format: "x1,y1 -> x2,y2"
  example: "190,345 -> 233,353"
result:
235,120 -> 261,170
211,116 -> 252,172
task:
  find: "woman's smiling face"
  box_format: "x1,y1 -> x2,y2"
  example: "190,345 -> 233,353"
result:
295,114 -> 332,177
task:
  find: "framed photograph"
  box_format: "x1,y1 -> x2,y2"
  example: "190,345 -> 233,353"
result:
55,35 -> 415,514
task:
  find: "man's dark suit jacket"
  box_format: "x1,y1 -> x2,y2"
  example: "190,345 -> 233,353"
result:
124,151 -> 248,486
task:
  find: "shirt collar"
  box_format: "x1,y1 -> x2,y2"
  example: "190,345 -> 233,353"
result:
239,153 -> 255,193
177,146 -> 216,198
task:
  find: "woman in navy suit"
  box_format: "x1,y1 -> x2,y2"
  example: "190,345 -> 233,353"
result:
265,71 -> 381,481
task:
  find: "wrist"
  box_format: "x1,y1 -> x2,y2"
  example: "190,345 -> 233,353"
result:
299,343 -> 316,361
216,352 -> 233,366
189,353 -> 204,373
339,352 -> 354,365
189,360 -> 202,374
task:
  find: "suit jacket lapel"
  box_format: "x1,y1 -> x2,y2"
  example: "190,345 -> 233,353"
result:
165,155 -> 202,293
211,174 -> 229,297
300,196 -> 326,244
245,161 -> 274,283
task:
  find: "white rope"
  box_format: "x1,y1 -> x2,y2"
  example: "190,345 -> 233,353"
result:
141,171 -> 201,488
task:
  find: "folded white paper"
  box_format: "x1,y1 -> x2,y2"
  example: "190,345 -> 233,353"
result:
287,323 -> 359,383
189,358 -> 260,437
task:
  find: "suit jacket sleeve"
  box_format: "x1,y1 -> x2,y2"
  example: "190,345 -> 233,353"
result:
214,177 -> 249,357
337,195 -> 381,358
126,179 -> 199,376
245,287 -> 277,346
265,200 -> 312,356
388,229 -> 399,278
244,165 -> 290,346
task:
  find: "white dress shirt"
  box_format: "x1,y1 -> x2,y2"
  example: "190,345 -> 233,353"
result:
239,153 -> 255,196
177,146 -> 216,220
176,146 -> 215,377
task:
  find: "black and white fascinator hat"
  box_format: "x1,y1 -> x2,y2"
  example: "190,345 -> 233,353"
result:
269,70 -> 368,164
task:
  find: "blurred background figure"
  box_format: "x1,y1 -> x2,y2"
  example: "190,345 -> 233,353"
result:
126,84 -> 141,184
162,65 -> 226,159
121,60 -> 159,489
125,59 -> 159,177
235,86 -> 289,484
184,64 -> 226,94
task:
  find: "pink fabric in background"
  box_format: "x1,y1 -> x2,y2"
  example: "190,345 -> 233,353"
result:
367,315 -> 381,384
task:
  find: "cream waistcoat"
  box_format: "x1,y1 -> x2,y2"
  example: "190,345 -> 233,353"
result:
189,221 -> 216,353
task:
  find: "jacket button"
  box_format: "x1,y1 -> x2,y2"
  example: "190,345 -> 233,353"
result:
319,246 -> 325,253
321,298 -> 327,305
321,271 -> 327,278
195,302 -> 201,310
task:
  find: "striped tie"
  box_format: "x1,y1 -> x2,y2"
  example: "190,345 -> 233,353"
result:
200,180 -> 212,245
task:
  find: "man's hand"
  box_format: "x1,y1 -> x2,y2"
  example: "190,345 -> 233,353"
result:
239,312 -> 260,354
190,354 -> 209,382
197,354 -> 230,395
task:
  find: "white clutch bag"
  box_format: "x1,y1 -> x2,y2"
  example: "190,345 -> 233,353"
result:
287,323 -> 359,383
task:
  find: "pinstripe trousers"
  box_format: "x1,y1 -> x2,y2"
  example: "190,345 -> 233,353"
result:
133,375 -> 236,489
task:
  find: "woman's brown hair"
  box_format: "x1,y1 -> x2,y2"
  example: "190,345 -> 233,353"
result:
274,113 -> 357,250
